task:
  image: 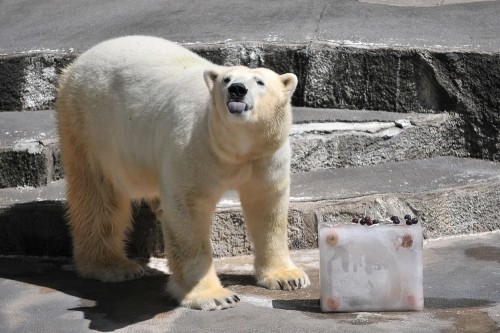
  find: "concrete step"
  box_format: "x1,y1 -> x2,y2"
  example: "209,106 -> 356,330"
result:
1,42 -> 499,159
1,157 -> 499,258
291,107 -> 467,172
0,111 -> 62,188
3,46 -> 499,114
0,108 -> 467,188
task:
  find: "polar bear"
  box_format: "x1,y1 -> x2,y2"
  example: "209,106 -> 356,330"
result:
56,36 -> 310,310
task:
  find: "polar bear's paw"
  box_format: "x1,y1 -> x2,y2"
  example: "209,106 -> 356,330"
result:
167,279 -> 240,310
181,288 -> 240,311
77,259 -> 145,283
257,267 -> 311,291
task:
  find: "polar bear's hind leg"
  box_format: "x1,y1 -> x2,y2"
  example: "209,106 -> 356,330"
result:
57,94 -> 144,283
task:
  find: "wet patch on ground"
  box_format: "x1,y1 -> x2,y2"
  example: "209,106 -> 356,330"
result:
434,307 -> 499,333
465,246 -> 500,263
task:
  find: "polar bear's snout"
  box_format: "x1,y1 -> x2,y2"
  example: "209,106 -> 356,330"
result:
228,83 -> 248,98
227,83 -> 252,114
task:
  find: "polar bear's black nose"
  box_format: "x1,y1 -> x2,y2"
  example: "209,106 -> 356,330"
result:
228,83 -> 248,98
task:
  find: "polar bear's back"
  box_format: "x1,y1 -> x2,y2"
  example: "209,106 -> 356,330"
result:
77,35 -> 211,71
64,36 -> 215,112
57,36 -> 216,184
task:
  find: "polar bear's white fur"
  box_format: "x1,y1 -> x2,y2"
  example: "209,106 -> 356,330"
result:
56,36 -> 310,310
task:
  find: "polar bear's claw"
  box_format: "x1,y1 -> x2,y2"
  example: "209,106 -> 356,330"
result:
179,289 -> 240,310
167,278 -> 240,310
258,268 -> 311,291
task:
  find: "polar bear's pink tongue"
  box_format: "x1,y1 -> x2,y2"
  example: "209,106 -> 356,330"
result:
227,102 -> 246,113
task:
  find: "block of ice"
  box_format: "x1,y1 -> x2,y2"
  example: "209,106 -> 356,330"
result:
319,223 -> 424,312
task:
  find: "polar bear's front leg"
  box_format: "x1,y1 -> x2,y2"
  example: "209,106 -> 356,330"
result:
239,175 -> 311,291
159,198 -> 240,310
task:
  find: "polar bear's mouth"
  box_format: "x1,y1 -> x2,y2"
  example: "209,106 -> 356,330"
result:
227,101 -> 248,114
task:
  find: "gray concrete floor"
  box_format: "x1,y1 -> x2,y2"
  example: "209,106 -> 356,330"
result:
1,0 -> 499,53
0,232 -> 499,332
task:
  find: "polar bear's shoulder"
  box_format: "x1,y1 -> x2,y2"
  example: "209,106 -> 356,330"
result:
78,36 -> 212,69
87,36 -> 187,54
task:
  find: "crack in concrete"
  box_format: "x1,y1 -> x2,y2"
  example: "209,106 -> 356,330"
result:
306,2 -> 330,52
314,3 -> 329,38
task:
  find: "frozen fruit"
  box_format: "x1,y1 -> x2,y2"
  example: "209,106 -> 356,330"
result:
326,234 -> 338,246
326,297 -> 341,311
401,234 -> 414,248
351,214 -> 418,226
363,216 -> 372,225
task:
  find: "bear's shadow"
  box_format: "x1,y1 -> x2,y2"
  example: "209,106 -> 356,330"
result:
0,257 -> 255,332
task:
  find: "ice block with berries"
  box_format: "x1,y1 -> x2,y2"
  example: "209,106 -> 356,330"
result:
319,219 -> 424,312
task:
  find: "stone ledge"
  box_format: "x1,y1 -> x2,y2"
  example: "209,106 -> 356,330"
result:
0,111 -> 62,188
0,42 -> 498,159
290,111 -> 468,172
3,43 -> 498,114
1,157 -> 499,258
0,109 -> 468,187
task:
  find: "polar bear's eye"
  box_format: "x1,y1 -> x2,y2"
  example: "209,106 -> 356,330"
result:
223,77 -> 231,84
256,80 -> 265,86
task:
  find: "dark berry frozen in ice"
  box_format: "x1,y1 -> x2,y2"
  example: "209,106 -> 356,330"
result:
352,218 -> 359,224
411,217 -> 418,224
391,216 -> 401,224
362,216 -> 372,225
404,214 -> 412,221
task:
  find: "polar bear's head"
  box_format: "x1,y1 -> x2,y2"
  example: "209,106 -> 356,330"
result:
203,66 -> 297,161
203,66 -> 297,125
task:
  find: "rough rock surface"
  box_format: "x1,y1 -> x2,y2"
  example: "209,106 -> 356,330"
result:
1,157 -> 499,258
1,43 -> 498,159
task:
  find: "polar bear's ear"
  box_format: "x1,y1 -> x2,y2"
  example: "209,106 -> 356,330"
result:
280,73 -> 298,97
204,69 -> 223,91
